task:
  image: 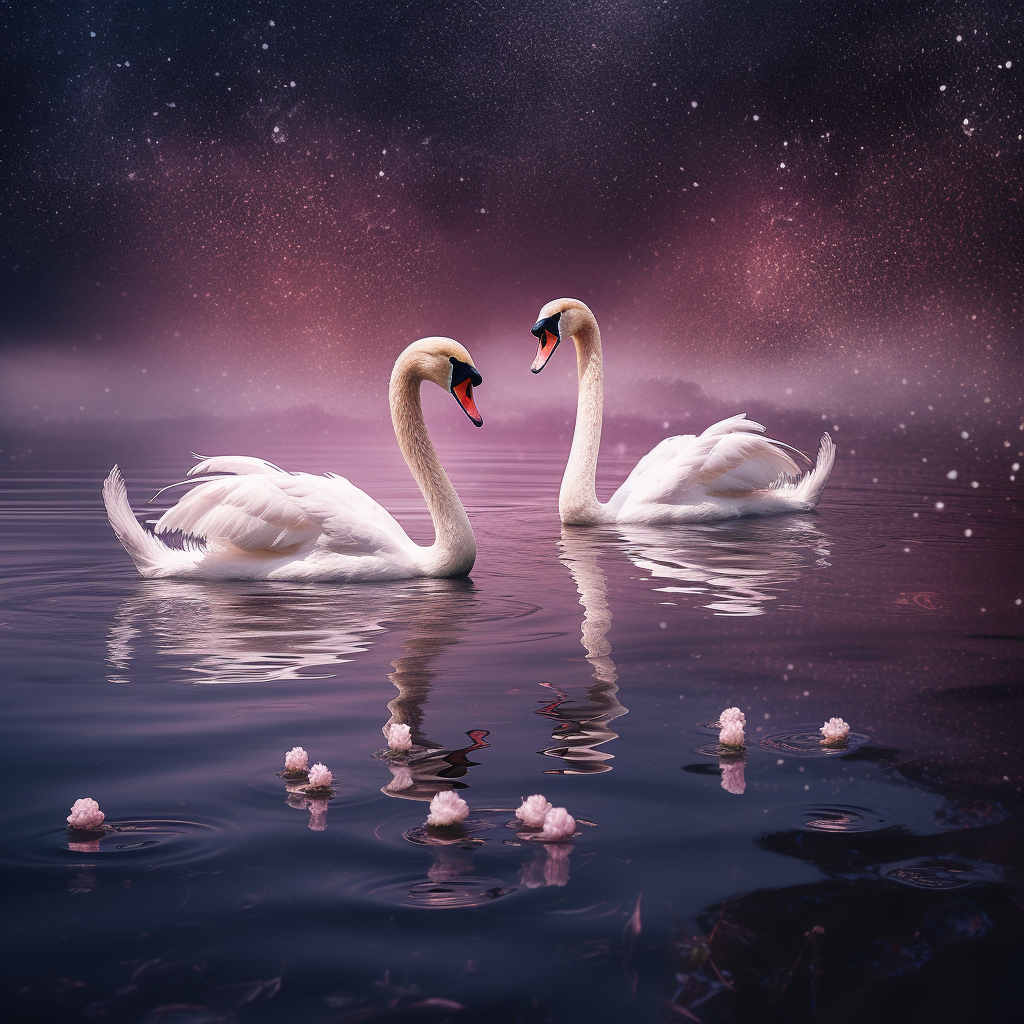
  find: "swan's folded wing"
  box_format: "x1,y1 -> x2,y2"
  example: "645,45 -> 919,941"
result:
612,431 -> 803,510
156,470 -> 415,558
290,474 -> 413,556
154,475 -> 321,551
693,434 -> 803,494
605,435 -> 697,514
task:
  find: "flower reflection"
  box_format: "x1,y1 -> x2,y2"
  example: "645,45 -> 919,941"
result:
428,845 -> 475,882
617,515 -> 832,617
69,866 -> 98,894
720,758 -> 746,795
68,837 -> 102,854
519,843 -> 574,889
535,529 -> 629,775
307,798 -> 329,832
283,778 -> 334,831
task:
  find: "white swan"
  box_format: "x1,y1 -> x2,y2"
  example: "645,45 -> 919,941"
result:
102,337 -> 483,581
530,298 -> 835,525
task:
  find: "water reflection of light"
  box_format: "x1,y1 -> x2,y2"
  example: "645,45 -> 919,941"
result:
534,529 -> 629,775
106,580 -> 394,684
617,515 -> 832,617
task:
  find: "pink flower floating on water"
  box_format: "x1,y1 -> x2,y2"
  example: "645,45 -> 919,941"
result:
537,806 -> 576,841
719,706 -> 746,727
718,715 -> 746,750
306,763 -> 333,789
720,759 -> 746,795
426,790 -> 469,827
516,794 -> 553,828
819,717 -> 850,746
67,798 -> 105,831
284,746 -> 309,773
385,723 -> 413,752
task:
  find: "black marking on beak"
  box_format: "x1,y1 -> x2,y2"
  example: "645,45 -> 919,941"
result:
449,357 -> 483,426
450,357 -> 482,390
531,312 -> 561,373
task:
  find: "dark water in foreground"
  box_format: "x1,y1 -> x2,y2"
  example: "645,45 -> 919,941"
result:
2,427 -> 1023,1023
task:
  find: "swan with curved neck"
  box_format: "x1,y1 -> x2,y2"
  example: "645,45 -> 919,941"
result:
530,298 -> 835,525
102,337 -> 483,580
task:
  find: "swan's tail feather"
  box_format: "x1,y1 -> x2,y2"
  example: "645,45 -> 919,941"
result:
790,433 -> 836,508
102,467 -> 188,574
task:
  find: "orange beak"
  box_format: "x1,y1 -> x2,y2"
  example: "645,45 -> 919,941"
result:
531,330 -> 560,373
452,377 -> 483,426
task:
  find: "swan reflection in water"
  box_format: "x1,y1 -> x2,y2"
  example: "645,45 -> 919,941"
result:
617,514 -> 832,617
537,528 -> 630,775
547,516 -> 831,773
106,580 -> 396,685
379,579 -> 494,803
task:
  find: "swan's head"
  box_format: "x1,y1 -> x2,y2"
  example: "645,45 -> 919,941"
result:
395,337 -> 484,426
531,298 -> 595,373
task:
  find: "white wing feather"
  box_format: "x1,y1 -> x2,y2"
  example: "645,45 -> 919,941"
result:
607,415 -> 804,513
153,465 -> 414,558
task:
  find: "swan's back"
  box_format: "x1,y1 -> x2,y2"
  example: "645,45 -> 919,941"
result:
606,416 -> 807,519
154,461 -> 414,560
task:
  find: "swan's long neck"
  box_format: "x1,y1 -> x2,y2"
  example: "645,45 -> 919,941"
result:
560,319 -> 607,525
390,366 -> 476,576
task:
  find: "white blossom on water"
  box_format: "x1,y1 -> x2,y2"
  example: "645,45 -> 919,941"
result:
516,794 -> 553,827
819,717 -> 850,746
538,807 -> 576,841
719,706 -> 747,747
426,790 -> 469,826
720,706 -> 746,727
67,798 -> 105,830
307,763 -> 333,789
385,723 -> 412,752
719,719 -> 745,747
720,760 -> 746,795
284,746 -> 308,772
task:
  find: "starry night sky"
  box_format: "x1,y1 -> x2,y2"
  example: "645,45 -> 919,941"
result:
1,0 -> 1020,427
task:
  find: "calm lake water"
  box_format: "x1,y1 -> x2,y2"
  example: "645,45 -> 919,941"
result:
2,425 -> 1022,1023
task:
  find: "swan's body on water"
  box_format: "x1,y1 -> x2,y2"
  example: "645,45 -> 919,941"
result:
102,337 -> 483,581
530,298 -> 835,526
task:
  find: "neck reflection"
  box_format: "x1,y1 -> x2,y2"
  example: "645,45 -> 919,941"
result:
537,527 -> 629,775
380,578 -> 490,802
